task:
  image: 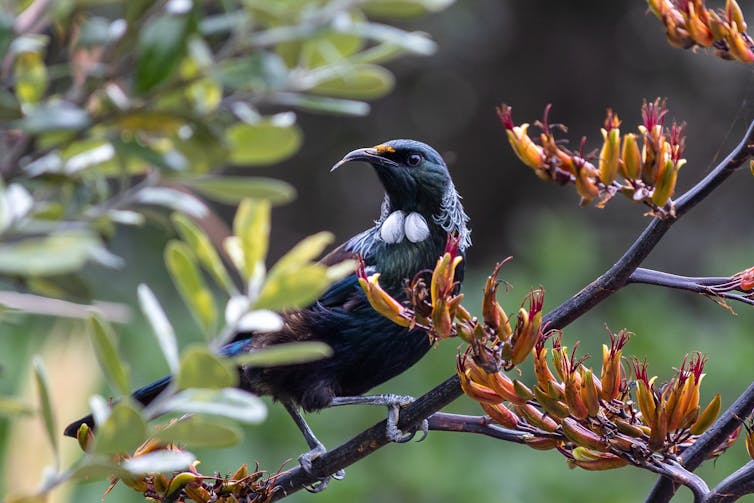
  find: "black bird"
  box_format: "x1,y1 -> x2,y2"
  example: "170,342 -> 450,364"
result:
65,139 -> 470,487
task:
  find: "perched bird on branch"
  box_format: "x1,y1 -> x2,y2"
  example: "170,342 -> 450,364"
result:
65,139 -> 470,489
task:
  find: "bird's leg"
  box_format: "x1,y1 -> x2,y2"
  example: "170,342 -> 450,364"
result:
329,394 -> 429,443
283,402 -> 345,493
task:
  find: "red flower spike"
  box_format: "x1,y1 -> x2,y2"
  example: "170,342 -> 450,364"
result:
356,254 -> 367,281
642,98 -> 668,131
496,104 -> 515,131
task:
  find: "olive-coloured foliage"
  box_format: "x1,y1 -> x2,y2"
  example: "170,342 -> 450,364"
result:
0,0 -> 451,501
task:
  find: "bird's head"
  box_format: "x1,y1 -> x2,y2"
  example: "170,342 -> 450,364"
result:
332,139 -> 470,251
331,139 -> 452,214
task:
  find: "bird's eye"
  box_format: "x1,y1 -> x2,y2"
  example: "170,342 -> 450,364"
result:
406,153 -> 422,167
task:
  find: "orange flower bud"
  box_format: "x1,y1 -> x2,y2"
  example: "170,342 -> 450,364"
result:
359,273 -> 411,328
580,368 -> 601,418
498,105 -> 546,169
565,369 -> 589,420
727,0 -> 747,33
598,111 -> 621,184
524,436 -> 560,450
481,402 -> 520,429
687,3 -> 714,47
651,157 -> 680,207
726,23 -> 754,62
620,133 -> 642,180
570,448 -> 629,470
534,385 -> 570,419
509,290 -> 544,366
514,403 -> 558,432
561,417 -> 609,451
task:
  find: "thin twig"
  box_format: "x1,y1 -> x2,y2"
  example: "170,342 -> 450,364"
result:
628,268 -> 754,307
705,460 -> 754,503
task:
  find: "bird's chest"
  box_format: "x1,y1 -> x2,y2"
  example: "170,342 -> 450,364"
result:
373,212 -> 445,289
379,210 -> 431,244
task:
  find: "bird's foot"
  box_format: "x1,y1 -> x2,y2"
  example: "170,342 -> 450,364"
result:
328,393 -> 430,443
298,442 -> 346,493
381,394 -> 429,443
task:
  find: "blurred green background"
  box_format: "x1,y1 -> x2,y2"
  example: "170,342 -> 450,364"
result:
4,0 -> 754,502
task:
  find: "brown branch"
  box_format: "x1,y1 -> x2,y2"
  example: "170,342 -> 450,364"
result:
628,268 -> 754,307
705,461 -> 754,503
266,119 -> 754,500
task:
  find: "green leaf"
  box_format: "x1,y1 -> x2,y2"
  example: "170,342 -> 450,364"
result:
300,11 -> 365,68
171,213 -> 236,294
268,93 -> 369,116
0,396 -> 34,416
311,64 -> 394,99
184,176 -> 296,205
255,263 -> 330,311
136,12 -> 192,94
213,52 -> 288,91
233,342 -> 332,367
175,345 -> 236,390
93,401 -> 148,455
137,284 -> 179,374
0,12 -> 14,64
32,357 -> 58,461
165,241 -> 217,333
232,198 -> 270,283
225,118 -> 302,166
363,0 -> 455,18
69,458 -> 132,482
0,231 -> 101,276
89,315 -> 131,396
161,388 -> 266,423
14,102 -> 90,134
121,450 -> 196,475
152,415 -> 242,448
135,187 -> 208,218
14,51 -> 47,105
269,231 -> 333,274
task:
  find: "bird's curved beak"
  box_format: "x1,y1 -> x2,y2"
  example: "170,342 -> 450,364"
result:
330,146 -> 400,172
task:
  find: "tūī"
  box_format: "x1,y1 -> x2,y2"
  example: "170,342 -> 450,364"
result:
64,139 -> 470,487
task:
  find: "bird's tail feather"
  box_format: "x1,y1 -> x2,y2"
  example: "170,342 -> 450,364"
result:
62,375 -> 172,438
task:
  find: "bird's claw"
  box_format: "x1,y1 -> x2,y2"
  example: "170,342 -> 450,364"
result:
383,395 -> 429,443
298,443 -> 346,493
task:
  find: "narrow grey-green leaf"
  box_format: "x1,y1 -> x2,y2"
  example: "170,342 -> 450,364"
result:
0,231 -> 100,276
161,388 -> 266,424
311,64 -> 394,99
165,240 -> 217,334
0,396 -> 34,416
32,357 -> 58,461
171,213 -> 236,295
233,342 -> 332,368
152,415 -> 242,448
89,314 -> 131,396
135,187 -> 208,218
92,401 -> 147,455
69,458 -> 133,482
225,120 -> 302,166
14,102 -> 90,133
184,176 -> 296,206
268,93 -> 369,116
137,284 -> 179,374
175,345 -> 236,390
121,450 -> 196,475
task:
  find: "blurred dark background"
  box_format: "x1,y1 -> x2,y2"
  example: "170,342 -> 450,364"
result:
6,1 -> 754,502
